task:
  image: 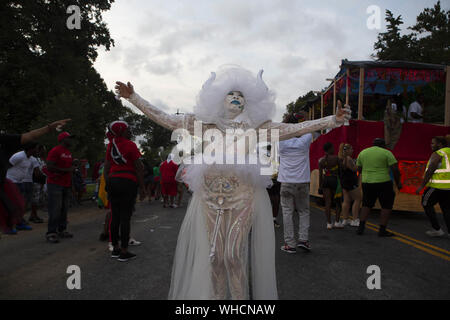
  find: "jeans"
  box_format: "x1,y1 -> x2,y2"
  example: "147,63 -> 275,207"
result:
280,182 -> 310,246
108,178 -> 138,249
47,183 -> 70,235
16,182 -> 33,208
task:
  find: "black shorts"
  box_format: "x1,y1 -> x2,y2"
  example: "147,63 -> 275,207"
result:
322,176 -> 338,191
362,181 -> 395,209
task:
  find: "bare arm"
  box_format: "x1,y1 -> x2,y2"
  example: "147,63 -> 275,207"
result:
21,119 -> 71,144
390,163 -> 402,190
103,159 -> 111,182
416,153 -> 440,193
345,156 -> 357,172
134,159 -> 146,200
318,159 -> 324,190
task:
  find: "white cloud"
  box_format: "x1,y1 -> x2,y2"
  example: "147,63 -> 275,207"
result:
94,0 -> 435,122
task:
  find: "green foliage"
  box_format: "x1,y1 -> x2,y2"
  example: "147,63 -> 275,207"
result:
373,1 -> 450,64
282,91 -> 318,121
0,0 -> 174,166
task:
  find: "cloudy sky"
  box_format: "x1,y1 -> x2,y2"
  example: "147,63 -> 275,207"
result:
94,0 -> 443,121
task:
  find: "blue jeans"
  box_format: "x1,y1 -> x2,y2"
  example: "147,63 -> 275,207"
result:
47,184 -> 70,235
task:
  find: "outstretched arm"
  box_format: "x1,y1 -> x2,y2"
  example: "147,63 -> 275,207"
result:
115,81 -> 193,132
21,119 -> 71,144
270,102 -> 351,141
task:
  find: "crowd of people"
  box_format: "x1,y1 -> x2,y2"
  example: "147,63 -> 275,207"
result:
0,67 -> 448,300
271,106 -> 449,255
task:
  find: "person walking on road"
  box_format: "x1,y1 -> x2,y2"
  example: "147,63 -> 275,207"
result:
45,132 -> 75,243
356,138 -> 402,237
104,121 -> 146,262
279,112 -> 316,253
416,136 -> 450,238
319,142 -> 343,230
7,143 -> 39,230
338,143 -> 361,227
160,154 -> 178,208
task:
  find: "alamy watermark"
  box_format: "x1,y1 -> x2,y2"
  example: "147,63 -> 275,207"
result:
66,5 -> 81,30
367,5 -> 381,30
366,265 -> 381,290
66,265 -> 81,290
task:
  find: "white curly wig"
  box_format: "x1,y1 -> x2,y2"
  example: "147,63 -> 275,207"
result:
194,65 -> 276,128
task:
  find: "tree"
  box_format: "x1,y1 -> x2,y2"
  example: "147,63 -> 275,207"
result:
372,1 -> 450,64
372,10 -> 416,61
282,91 -> 318,121
409,1 -> 450,64
0,1 -> 129,163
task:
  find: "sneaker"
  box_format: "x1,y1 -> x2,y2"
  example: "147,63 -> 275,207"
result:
350,219 -> 360,227
334,221 -> 344,229
297,241 -> 311,252
4,228 -> 18,235
378,230 -> 395,237
108,242 -> 114,252
342,219 -> 351,226
128,238 -> 141,246
46,233 -> 59,243
425,229 -> 445,238
58,231 -> 73,239
273,220 -> 281,228
118,251 -> 137,262
170,204 -> 178,208
327,223 -> 333,230
16,223 -> 32,231
29,216 -> 44,224
111,248 -> 121,258
280,244 -> 296,254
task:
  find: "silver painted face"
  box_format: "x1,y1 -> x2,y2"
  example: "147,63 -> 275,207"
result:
224,91 -> 245,118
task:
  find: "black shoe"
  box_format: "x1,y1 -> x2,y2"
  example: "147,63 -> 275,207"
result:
58,231 -> 73,239
273,221 -> 281,228
378,230 -> 394,237
46,233 -> 59,244
297,241 -> 311,252
356,226 -> 365,235
118,251 -> 136,262
29,216 -> 44,224
111,248 -> 121,258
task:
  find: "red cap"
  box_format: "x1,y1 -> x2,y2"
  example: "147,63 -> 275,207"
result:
58,132 -> 72,142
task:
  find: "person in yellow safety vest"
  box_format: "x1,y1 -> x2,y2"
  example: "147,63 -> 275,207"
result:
416,136 -> 450,238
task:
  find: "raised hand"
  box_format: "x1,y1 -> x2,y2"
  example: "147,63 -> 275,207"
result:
115,81 -> 134,99
336,100 -> 351,124
49,119 -> 71,131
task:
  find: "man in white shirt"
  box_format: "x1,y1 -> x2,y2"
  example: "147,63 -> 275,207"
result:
278,112 -> 317,253
407,94 -> 425,123
7,143 -> 39,229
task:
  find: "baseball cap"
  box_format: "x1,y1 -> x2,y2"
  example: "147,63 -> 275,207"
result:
58,132 -> 74,142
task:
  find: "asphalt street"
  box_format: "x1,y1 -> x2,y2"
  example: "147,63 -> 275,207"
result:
0,196 -> 449,300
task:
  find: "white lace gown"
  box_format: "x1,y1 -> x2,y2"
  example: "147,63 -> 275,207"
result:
127,92 -> 344,300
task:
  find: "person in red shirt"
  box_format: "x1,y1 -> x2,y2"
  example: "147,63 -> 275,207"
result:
159,154 -> 179,208
45,132 -> 75,243
104,121 -> 146,262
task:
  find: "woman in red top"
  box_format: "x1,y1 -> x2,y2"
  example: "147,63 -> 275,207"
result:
159,154 -> 178,208
104,121 -> 146,262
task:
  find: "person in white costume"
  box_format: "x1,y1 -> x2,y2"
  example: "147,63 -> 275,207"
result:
115,66 -> 351,300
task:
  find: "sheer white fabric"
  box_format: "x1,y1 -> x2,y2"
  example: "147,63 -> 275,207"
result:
126,84 -> 348,300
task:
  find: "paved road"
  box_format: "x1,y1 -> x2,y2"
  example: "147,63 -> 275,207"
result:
0,196 -> 449,300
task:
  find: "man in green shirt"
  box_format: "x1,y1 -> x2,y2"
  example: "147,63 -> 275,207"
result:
356,138 -> 402,237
